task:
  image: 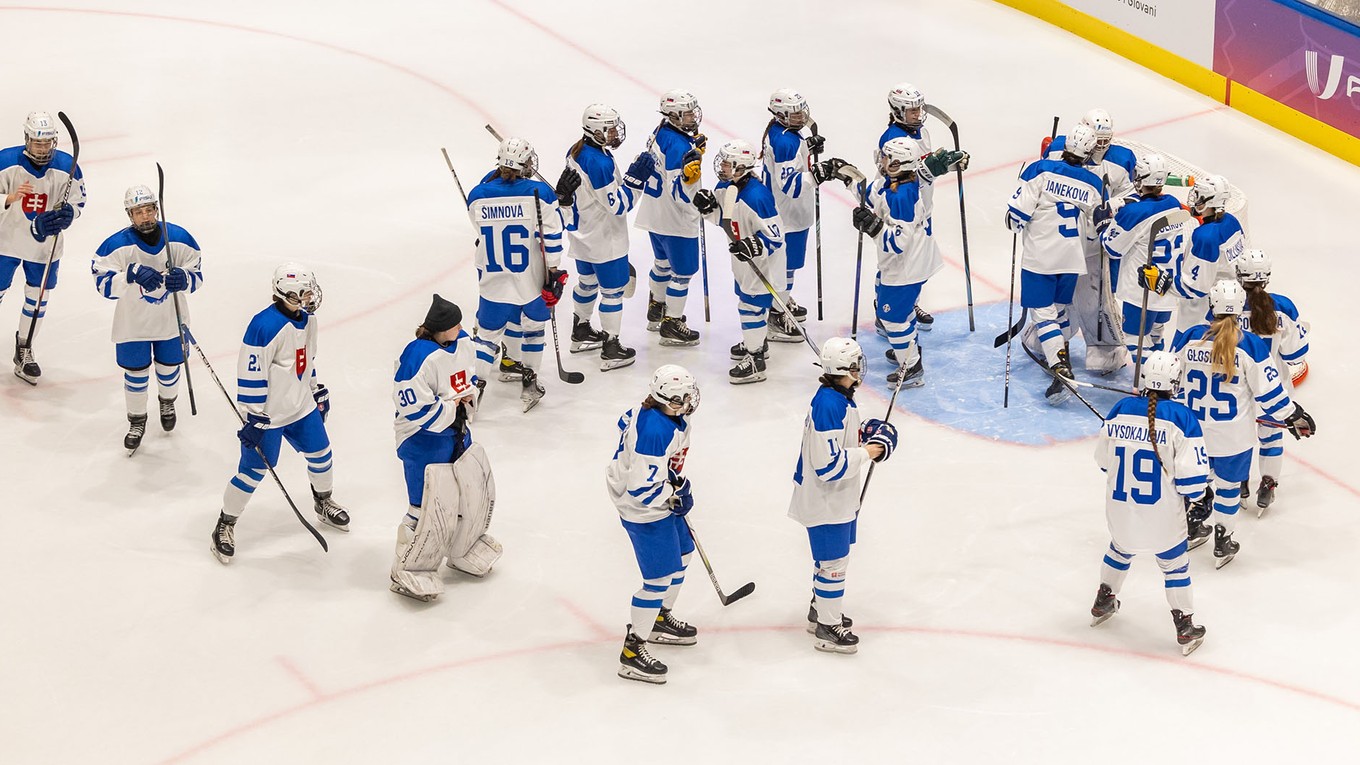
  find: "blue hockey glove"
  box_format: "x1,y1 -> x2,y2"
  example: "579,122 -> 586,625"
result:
669,477 -> 694,517
852,206 -> 884,237
313,384 -> 330,422
1138,264 -> 1172,295
623,152 -> 655,190
1093,202 -> 1113,233
237,413 -> 271,450
729,236 -> 762,263
860,418 -> 898,462
692,189 -> 719,215
1004,209 -> 1027,233
128,264 -> 164,291
165,267 -> 189,293
31,204 -> 73,240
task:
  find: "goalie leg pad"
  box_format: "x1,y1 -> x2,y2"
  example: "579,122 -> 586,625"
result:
449,534 -> 503,577
390,464 -> 460,599
445,442 -> 500,575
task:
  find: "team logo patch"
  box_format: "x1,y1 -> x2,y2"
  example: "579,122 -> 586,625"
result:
22,193 -> 48,215
294,348 -> 307,379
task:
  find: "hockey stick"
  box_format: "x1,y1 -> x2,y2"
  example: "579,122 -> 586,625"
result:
859,354 -> 910,508
156,163 -> 197,416
1020,342 -> 1107,420
850,181 -> 868,341
684,517 -> 754,606
992,115 -> 1051,351
439,147 -> 470,207
717,184 -> 822,360
531,189 -> 585,385
924,104 -> 974,331
483,124 -> 554,185
1133,214 -> 1171,386
1097,173 -> 1111,343
182,326 -> 327,552
1003,229 -> 1019,408
22,111 -> 80,353
809,121 -> 825,321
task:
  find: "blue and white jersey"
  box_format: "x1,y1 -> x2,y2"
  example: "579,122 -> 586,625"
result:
1008,158 -> 1104,275
91,224 -> 203,343
606,405 -> 691,524
1095,396 -> 1209,554
761,123 -> 815,231
0,147 -> 86,264
466,176 -> 564,305
1176,214 -> 1246,300
864,175 -> 941,286
877,122 -> 934,218
635,124 -> 702,238
712,177 -> 785,297
235,304 -> 320,428
1102,194 -> 1193,310
1045,138 -> 1138,208
1172,324 -> 1296,456
393,333 -> 478,450
1240,292 -> 1309,395
789,385 -> 871,527
563,142 -> 636,265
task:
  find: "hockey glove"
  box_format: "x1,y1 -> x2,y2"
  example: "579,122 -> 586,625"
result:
1138,264 -> 1172,295
31,206 -> 73,241
669,477 -> 694,517
622,152 -> 655,191
692,133 -> 707,154
681,149 -> 702,183
1285,403 -> 1316,439
165,267 -> 189,293
851,206 -> 884,237
811,158 -> 849,185
313,384 -> 330,422
922,148 -> 968,179
692,189 -> 719,216
128,264 -> 164,292
554,168 -> 582,207
860,418 -> 898,462
1040,135 -> 1054,157
1005,209 -> 1027,233
1093,202 -> 1113,234
237,413 -> 271,450
729,236 -> 762,263
541,268 -> 568,308
805,133 -> 826,155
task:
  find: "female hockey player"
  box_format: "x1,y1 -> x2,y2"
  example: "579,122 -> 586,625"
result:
606,365 -> 702,684
758,88 -> 819,340
788,338 -> 896,654
1235,250 -> 1310,513
1171,280 -> 1315,568
91,185 -> 203,454
1089,350 -> 1211,655
210,263 -> 350,564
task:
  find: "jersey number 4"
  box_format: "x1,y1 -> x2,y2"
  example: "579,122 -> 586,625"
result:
481,224 -> 532,273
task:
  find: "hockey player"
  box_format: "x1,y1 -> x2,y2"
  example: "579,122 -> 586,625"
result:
467,137 -> 575,398
634,90 -> 706,340
1171,280 -> 1315,566
1089,350 -> 1210,656
758,89 -> 818,336
390,295 -> 501,600
561,105 -> 655,356
1005,123 -> 1105,404
1236,251 -> 1309,512
210,263 -> 350,564
789,337 -> 896,654
1172,175 -> 1246,333
693,140 -> 785,384
1101,153 -> 1195,371
0,112 -> 86,383
91,185 -> 203,453
607,364 -> 702,684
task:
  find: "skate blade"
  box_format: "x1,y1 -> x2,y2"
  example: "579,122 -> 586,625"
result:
618,666 -> 667,684
522,397 -> 542,413
813,640 -> 858,655
1180,636 -> 1205,656
917,324 -> 933,332
658,337 -> 700,347
126,447 -> 140,458
888,377 -> 924,389
390,581 -> 438,602
1214,553 -> 1235,570
497,372 -> 523,382
13,369 -> 37,385
728,374 -> 767,385
316,514 -> 351,532
569,342 -> 603,353
768,333 -> 802,343
646,322 -> 661,332
1046,390 -> 1073,406
1256,505 -> 1267,519
647,633 -> 698,646
1090,611 -> 1117,627
600,358 -> 636,372
211,547 -> 233,565
1187,535 -> 1210,551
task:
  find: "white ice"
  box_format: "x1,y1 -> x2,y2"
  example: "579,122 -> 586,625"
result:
2,1 -> 1358,763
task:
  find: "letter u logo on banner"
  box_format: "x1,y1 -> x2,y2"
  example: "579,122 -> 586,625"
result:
1306,50 -> 1344,100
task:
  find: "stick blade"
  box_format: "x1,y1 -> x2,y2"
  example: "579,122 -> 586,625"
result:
923,103 -> 954,129
57,112 -> 79,164
559,369 -> 585,385
721,581 -> 756,606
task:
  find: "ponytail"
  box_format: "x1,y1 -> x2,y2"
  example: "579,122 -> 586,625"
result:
415,325 -> 434,341
759,118 -> 777,160
568,137 -> 586,161
1208,314 -> 1240,379
1244,282 -> 1278,336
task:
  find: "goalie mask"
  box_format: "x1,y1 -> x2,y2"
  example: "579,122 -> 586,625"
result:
496,137 -> 537,177
1235,249 -> 1271,284
1139,350 -> 1182,396
714,140 -> 758,182
650,364 -> 699,415
23,111 -> 58,167
123,185 -> 160,235
879,137 -> 919,178
887,83 -> 925,129
768,88 -> 810,130
820,337 -> 866,385
582,104 -> 626,149
273,262 -> 323,314
659,89 -> 702,134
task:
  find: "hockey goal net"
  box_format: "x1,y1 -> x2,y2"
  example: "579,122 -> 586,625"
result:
1113,138 -> 1250,233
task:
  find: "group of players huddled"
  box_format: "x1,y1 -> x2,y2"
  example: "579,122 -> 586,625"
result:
0,85 -> 1321,680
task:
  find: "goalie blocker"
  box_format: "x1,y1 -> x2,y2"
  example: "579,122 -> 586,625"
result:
391,442 -> 501,601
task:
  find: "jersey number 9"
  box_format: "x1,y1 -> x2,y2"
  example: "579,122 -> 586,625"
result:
480,224 -> 532,273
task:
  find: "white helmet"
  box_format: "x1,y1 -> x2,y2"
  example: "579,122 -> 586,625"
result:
659,89 -> 702,133
123,185 -> 158,213
1080,108 -> 1114,154
496,137 -> 537,177
1134,153 -> 1169,189
887,83 -> 925,128
1236,248 -> 1272,283
1139,350 -> 1182,395
650,364 -> 699,415
1209,279 -> 1246,316
714,140 -> 759,182
23,111 -> 58,165
1187,174 -> 1230,214
768,88 -> 810,129
582,104 -> 626,149
820,337 -> 866,382
273,262 -> 323,314
879,137 -> 919,177
1064,123 -> 1099,161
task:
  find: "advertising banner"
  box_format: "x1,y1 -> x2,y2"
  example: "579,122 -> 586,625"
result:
1058,0 -> 1218,67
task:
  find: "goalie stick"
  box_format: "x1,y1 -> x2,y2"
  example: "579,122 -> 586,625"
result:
685,518 -> 754,606
923,103 -> 975,331
156,163 -> 197,416
22,111 -> 80,354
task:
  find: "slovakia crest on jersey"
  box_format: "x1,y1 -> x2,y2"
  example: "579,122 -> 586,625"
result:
21,193 -> 48,217
294,348 -> 307,379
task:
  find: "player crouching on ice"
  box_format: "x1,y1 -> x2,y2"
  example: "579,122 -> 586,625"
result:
389,295 -> 501,601
607,365 -> 702,684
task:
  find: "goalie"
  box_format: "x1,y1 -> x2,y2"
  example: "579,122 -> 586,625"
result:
390,295 -> 501,601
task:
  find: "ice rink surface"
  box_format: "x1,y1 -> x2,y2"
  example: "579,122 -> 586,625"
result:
3,1 -> 1358,762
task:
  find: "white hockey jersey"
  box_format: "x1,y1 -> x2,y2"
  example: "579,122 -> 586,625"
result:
711,177 -> 785,297
1103,195 -> 1194,311
235,304 -> 321,428
878,123 -> 934,221
1177,214 -> 1246,300
634,123 -> 702,238
1095,396 -> 1209,554
1045,137 -> 1138,209
91,224 -> 203,343
563,142 -> 637,265
761,123 -> 815,232
606,405 -> 691,524
466,175 -> 563,305
1008,158 -> 1104,275
0,147 -> 86,264
788,385 -> 872,528
865,175 -> 942,287
1172,324 -> 1296,456
393,332 -> 478,450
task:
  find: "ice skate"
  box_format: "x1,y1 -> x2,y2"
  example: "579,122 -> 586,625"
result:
158,397 -> 177,432
786,296 -> 808,323
914,305 -> 934,331
1045,349 -> 1075,406
1213,524 -> 1238,569
1090,583 -> 1120,626
730,339 -> 768,362
807,598 -> 853,634
600,335 -> 636,371
658,316 -> 700,347
498,355 -> 528,382
648,607 -> 698,646
1186,490 -> 1213,550
211,512 -> 236,565
618,627 -> 667,684
768,310 -> 803,343
390,578 -> 438,602
1256,476 -> 1278,516
1239,479 -> 1250,510
570,314 -> 607,353
646,297 -> 664,332
520,367 -> 544,413
813,621 -> 859,654
886,354 -> 924,389
1172,609 -> 1206,656
124,414 -> 148,456
728,351 -> 767,385
12,332 -> 39,385
313,488 -> 351,531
